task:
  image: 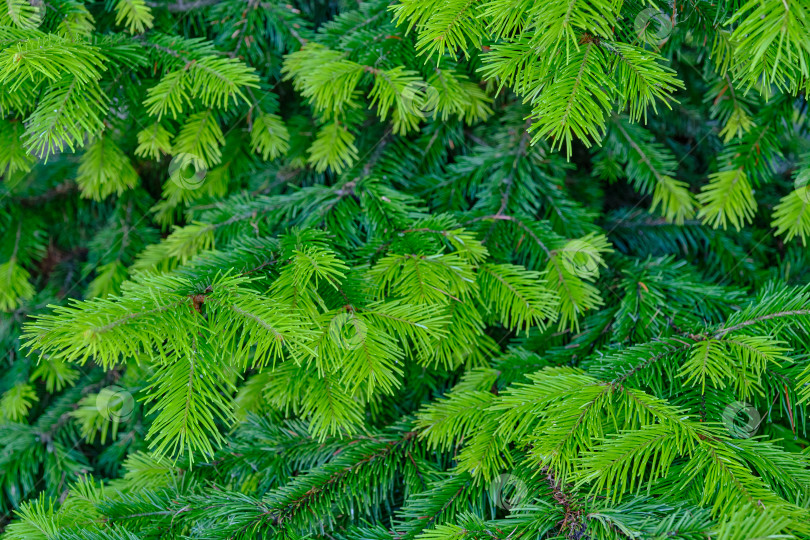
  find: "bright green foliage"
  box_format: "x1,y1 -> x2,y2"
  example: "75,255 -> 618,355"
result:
2,0 -> 810,538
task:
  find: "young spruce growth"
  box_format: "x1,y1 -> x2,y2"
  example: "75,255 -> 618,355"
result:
1,0 -> 810,538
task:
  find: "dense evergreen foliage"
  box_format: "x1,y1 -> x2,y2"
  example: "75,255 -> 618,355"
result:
2,0 -> 810,537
